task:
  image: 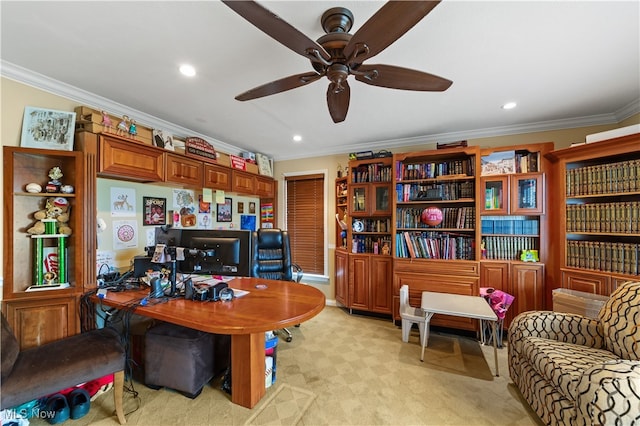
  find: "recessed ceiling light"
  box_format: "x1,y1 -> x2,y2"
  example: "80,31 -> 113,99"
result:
502,102 -> 517,110
179,64 -> 196,77
292,135 -> 302,142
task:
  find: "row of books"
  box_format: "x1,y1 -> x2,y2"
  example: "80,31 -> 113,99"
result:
396,231 -> 475,260
481,218 -> 539,235
351,236 -> 392,254
482,236 -> 537,260
396,157 -> 475,181
351,163 -> 393,183
566,159 -> 640,196
353,218 -> 392,233
396,181 -> 474,202
566,202 -> 640,233
396,207 -> 475,230
514,151 -> 540,174
566,241 -> 639,276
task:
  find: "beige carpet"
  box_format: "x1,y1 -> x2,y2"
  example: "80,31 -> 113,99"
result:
244,383 -> 316,425
26,306 -> 542,425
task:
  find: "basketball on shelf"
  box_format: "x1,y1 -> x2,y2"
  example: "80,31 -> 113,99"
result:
421,207 -> 443,226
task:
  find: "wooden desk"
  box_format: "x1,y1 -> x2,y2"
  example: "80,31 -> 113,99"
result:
95,277 -> 325,408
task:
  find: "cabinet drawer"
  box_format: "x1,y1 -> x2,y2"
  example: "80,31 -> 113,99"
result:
204,164 -> 232,191
393,272 -> 479,330
562,269 -> 610,295
165,153 -> 203,186
99,136 -> 164,181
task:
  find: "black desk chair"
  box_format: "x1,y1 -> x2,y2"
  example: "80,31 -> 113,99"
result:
251,228 -> 303,342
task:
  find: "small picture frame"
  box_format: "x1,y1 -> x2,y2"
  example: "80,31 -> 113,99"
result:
249,202 -> 256,214
217,197 -> 232,222
237,202 -> 244,214
143,197 -> 166,226
20,106 -> 76,151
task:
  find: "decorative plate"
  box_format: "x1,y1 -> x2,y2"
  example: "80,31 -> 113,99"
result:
352,219 -> 364,233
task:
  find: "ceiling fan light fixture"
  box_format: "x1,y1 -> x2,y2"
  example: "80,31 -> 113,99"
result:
179,64 -> 196,77
502,102 -> 517,110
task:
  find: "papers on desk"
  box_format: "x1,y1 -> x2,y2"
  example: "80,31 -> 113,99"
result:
188,275 -> 249,298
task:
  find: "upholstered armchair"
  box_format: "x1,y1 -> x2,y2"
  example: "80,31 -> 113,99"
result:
508,281 -> 640,425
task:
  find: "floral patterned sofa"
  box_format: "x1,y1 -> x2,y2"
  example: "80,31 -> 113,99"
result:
508,281 -> 640,425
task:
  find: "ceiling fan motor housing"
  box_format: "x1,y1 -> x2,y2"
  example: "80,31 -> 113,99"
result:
321,7 -> 354,33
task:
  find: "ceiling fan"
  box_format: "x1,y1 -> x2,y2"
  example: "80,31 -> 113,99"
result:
222,1 -> 452,123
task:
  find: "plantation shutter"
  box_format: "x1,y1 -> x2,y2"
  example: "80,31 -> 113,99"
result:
286,174 -> 324,275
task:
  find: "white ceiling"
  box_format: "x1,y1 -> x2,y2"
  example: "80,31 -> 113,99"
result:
1,1 -> 639,161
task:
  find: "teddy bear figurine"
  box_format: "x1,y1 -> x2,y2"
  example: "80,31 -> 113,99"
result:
27,197 -> 72,235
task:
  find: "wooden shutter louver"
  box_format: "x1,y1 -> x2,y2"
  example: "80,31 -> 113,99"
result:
286,174 -> 324,275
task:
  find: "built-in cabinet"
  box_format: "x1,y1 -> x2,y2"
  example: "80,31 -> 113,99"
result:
3,147 -> 91,349
546,132 -> 640,296
98,133 -> 164,181
3,132 -> 275,350
334,158 -> 393,314
392,147 -> 480,330
478,143 -> 553,326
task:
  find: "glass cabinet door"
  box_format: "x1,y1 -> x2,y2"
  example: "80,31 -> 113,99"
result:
372,183 -> 390,215
351,185 -> 368,214
511,173 -> 544,214
480,176 -> 509,215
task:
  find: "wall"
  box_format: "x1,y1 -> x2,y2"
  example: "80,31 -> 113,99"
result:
96,178 -> 258,272
2,76 -> 638,303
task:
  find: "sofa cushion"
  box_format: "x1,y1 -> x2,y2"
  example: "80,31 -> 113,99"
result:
598,281 -> 640,360
1,314 -> 20,382
523,336 -> 618,401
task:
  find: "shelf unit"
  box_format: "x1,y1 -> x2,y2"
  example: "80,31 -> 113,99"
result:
392,147 -> 481,330
335,157 -> 393,314
478,143 -> 553,326
546,132 -> 640,296
3,146 -> 90,349
334,176 -> 348,308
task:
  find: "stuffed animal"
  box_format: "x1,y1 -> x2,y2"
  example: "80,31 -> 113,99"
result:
27,197 -> 72,235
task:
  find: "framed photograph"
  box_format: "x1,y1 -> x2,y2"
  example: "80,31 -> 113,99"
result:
21,106 -> 76,151
217,197 -> 232,222
237,201 -> 244,214
249,202 -> 256,214
143,197 -> 166,226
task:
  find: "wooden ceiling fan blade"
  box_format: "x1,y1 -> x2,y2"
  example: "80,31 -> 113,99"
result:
354,64 -> 452,91
327,80 -> 351,123
235,72 -> 323,101
344,1 -> 441,65
222,1 -> 331,63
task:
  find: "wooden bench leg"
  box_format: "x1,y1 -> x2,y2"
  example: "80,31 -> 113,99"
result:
113,370 -> 127,424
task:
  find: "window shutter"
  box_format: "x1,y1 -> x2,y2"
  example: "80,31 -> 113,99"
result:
286,174 -> 324,275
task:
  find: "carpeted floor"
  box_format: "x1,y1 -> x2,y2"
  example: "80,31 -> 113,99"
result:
26,306 -> 542,425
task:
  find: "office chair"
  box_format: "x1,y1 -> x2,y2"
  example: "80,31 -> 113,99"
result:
251,228 -> 303,342
399,284 -> 426,346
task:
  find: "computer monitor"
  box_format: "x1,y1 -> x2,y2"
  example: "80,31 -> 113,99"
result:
178,229 -> 252,277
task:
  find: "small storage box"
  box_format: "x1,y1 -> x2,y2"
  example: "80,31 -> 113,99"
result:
552,288 -> 610,319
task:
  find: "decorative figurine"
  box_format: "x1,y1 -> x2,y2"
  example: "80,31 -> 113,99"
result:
128,119 -> 137,139
381,242 -> 391,255
116,115 -> 129,137
101,110 -> 113,133
45,167 -> 63,193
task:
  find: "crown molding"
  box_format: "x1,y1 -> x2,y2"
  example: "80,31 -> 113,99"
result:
0,60 -> 244,156
4,60 -> 638,162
